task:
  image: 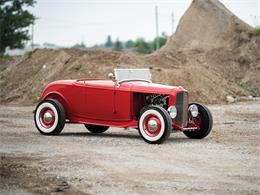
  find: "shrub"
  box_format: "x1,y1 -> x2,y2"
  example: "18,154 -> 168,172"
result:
256,26 -> 260,36
33,92 -> 40,103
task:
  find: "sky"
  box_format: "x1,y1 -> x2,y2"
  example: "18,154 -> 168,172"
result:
30,0 -> 260,47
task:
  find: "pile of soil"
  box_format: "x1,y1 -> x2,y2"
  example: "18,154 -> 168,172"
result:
0,56 -> 20,72
0,0 -> 259,105
158,0 -> 260,100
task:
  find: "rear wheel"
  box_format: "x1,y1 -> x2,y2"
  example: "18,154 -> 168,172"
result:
184,103 -> 213,139
138,105 -> 172,144
84,124 -> 109,134
34,99 -> 66,135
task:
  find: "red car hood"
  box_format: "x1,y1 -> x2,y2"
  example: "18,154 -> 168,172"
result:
45,80 -> 186,95
121,81 -> 185,94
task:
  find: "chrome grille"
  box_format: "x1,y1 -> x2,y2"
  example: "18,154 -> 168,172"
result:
175,92 -> 188,127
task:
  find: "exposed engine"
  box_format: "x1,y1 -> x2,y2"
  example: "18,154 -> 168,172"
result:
145,94 -> 169,109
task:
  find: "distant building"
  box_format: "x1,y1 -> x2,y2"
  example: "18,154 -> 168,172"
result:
5,43 -> 60,56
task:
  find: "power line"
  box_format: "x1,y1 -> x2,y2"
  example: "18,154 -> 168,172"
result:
37,0 -> 186,4
39,17 -> 141,27
155,5 -> 159,50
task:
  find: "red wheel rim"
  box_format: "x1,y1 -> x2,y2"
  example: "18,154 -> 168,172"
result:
143,114 -> 162,137
194,114 -> 202,128
39,107 -> 55,128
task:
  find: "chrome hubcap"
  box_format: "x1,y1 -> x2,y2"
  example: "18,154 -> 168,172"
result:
148,119 -> 158,132
43,112 -> 53,124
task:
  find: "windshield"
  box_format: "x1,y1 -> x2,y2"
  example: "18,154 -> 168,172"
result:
114,69 -> 152,85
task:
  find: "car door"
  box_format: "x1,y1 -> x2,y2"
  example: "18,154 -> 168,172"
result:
84,83 -> 116,120
113,86 -> 132,121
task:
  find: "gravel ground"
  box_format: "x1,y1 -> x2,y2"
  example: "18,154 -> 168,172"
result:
0,100 -> 260,195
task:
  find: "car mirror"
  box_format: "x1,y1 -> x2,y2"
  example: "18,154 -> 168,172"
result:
108,73 -> 115,80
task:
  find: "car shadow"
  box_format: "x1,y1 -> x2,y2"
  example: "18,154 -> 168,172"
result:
59,132 -> 141,140
59,131 -> 197,144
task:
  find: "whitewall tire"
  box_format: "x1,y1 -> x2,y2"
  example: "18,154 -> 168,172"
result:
34,99 -> 65,135
138,105 -> 172,144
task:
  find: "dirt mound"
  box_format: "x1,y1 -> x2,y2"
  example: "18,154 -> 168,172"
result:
0,0 -> 260,105
163,0 -> 254,51
157,0 -> 260,98
0,48 -> 147,104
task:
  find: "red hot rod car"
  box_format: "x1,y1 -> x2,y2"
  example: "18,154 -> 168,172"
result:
34,69 -> 213,144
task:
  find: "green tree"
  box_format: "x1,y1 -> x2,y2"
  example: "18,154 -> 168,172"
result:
72,42 -> 86,48
113,38 -> 123,51
153,33 -> 168,50
0,0 -> 36,54
125,40 -> 134,48
134,38 -> 152,54
105,35 -> 113,48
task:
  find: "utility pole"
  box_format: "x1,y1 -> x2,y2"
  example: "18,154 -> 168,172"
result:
31,23 -> 34,50
171,11 -> 175,34
155,5 -> 159,50
258,0 -> 260,25
0,19 -> 2,53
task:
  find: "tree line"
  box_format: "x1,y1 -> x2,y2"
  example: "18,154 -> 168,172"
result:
95,34 -> 168,54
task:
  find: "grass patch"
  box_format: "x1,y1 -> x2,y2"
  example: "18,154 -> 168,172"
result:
256,26 -> 260,36
0,54 -> 12,59
0,55 -> 12,72
33,92 -> 40,103
25,51 -> 33,58
239,80 -> 251,90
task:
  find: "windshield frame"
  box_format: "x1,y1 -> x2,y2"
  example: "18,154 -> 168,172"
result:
114,68 -> 152,85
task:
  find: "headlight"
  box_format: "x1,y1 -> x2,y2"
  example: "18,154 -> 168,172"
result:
189,104 -> 199,117
167,106 -> 177,119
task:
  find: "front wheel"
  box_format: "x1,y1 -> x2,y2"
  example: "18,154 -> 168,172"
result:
34,99 -> 66,135
184,103 -> 213,139
84,124 -> 109,134
138,105 -> 172,144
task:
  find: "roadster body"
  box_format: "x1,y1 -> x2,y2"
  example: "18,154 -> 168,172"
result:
34,69 -> 213,144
